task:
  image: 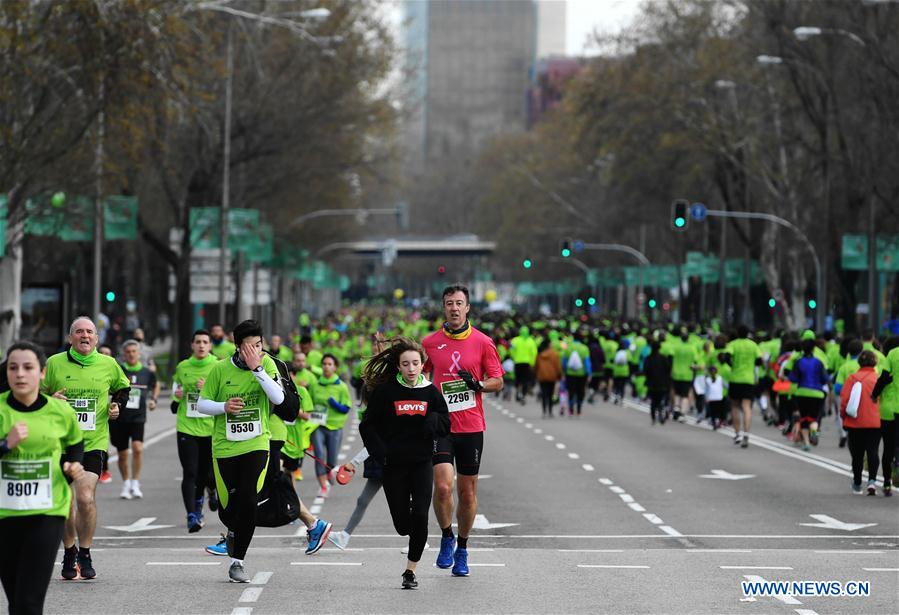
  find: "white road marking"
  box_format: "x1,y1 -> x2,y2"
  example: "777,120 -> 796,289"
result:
628,503 -> 646,512
699,469 -> 756,481
559,549 -> 624,553
89,532 -> 899,541
555,442 -> 566,449
231,608 -> 253,615
568,453 -> 580,459
290,562 -> 363,566
544,435 -> 555,441
619,494 -> 634,503
251,571 -> 273,584
659,526 -> 682,537
794,610 -> 820,615
341,445 -> 351,451
799,514 -> 877,532
814,550 -> 883,554
533,428 -> 543,434
109,427 -> 177,464
516,417 -> 524,423
609,486 -> 625,494
508,412 -> 517,418
643,514 -> 663,525
346,436 -> 356,443
524,423 -> 533,428
723,566 -> 793,570
582,464 -> 595,471
104,517 -> 175,533
686,549 -> 752,553
863,567 -> 899,571
578,565 -> 650,569
310,505 -> 322,514
598,478 -> 613,485
145,562 -> 219,566
239,588 -> 263,602
337,454 -> 347,461
470,563 -> 506,567
742,575 -> 802,605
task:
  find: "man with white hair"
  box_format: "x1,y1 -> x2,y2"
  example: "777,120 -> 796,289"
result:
42,316 -> 131,581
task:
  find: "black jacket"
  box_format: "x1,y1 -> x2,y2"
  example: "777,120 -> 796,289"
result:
359,377 -> 450,466
643,352 -> 672,392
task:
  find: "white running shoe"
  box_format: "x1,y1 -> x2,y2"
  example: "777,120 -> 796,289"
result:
130,480 -> 143,499
400,541 -> 429,554
120,479 -> 133,500
318,485 -> 330,499
328,530 -> 350,551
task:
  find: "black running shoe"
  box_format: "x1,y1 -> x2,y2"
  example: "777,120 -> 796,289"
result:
77,552 -> 96,580
401,570 -> 418,589
61,547 -> 79,580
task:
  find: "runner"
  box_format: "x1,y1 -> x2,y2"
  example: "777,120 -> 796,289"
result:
172,329 -> 218,532
643,339 -> 672,425
197,319 -> 284,583
359,338 -> 450,589
1,341 -> 85,613
308,355 -> 353,498
111,340 -> 159,500
840,350 -> 882,495
42,316 -> 131,580
534,339 -> 562,418
667,330 -> 699,421
721,325 -> 762,448
422,284 -> 503,577
269,335 -> 294,364
509,326 -> 537,405
787,338 -> 829,452
209,324 -> 236,361
871,336 -> 899,496
562,332 -> 591,415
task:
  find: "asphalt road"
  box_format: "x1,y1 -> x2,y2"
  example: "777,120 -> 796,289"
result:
5,390 -> 897,615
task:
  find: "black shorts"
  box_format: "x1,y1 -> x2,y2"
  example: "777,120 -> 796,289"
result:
672,380 -> 693,397
603,367 -> 614,379
729,382 -> 756,402
109,421 -> 145,451
83,450 -> 109,477
758,376 -> 774,391
433,432 -> 484,476
514,363 -> 532,383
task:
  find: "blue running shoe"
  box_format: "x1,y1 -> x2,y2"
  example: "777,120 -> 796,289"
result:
205,534 -> 228,556
305,519 -> 332,555
436,536 -> 455,569
187,512 -> 204,533
451,547 -> 469,577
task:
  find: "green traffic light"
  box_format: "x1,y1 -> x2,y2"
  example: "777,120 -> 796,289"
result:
808,299 -> 817,310
105,291 -> 116,302
768,298 -> 776,308
575,299 -> 584,307
587,297 -> 596,306
522,259 -> 532,269
648,299 -> 657,309
561,248 -> 571,258
674,217 -> 686,228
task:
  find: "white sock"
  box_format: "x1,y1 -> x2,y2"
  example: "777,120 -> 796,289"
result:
306,518 -> 317,530
123,478 -> 131,488
132,479 -> 140,487
231,558 -> 244,566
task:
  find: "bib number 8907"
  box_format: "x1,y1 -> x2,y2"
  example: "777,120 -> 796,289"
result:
7,482 -> 39,497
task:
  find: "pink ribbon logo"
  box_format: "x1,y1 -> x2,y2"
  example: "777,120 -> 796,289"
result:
450,351 -> 462,373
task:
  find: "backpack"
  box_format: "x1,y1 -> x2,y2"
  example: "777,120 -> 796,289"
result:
614,349 -> 628,365
255,470 -> 301,527
268,353 -> 300,424
567,349 -> 584,372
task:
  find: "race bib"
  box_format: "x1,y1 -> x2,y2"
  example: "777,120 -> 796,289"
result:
69,398 -> 97,431
0,459 -> 53,511
441,379 -> 476,413
126,389 -> 142,410
186,392 -> 203,418
308,405 -> 327,427
226,408 -> 261,441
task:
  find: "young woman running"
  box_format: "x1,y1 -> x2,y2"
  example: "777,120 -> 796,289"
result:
359,338 -> 450,589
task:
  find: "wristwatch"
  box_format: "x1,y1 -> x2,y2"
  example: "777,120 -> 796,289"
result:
252,365 -> 264,373
0,438 -> 9,456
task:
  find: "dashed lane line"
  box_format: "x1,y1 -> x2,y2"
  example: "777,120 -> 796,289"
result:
238,588 -> 263,603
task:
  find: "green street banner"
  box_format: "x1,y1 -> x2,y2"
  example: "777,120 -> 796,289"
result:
702,255 -> 720,284
189,207 -> 262,249
684,251 -> 705,277
245,223 -> 274,264
657,265 -> 679,288
876,235 -> 899,272
57,196 -> 93,241
624,267 -> 641,288
24,196 -> 65,237
841,234 -> 867,271
104,196 -> 138,240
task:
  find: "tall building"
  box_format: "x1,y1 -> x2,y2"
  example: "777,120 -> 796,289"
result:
536,0 -> 566,58
403,1 -> 538,170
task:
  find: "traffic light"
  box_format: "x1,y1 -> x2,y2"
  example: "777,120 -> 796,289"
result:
561,240 -> 572,258
768,297 -> 776,309
437,265 -> 446,275
587,297 -> 596,306
807,299 -> 817,310
648,298 -> 657,309
522,259 -> 532,269
105,291 -> 116,302
575,298 -> 584,308
671,199 -> 689,230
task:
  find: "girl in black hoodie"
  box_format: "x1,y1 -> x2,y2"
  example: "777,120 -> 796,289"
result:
359,338 -> 450,589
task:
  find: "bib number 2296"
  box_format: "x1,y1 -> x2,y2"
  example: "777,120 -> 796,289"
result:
441,379 -> 476,413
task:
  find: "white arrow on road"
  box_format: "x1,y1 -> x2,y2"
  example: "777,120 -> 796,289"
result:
799,514 -> 877,531
469,514 -> 518,530
699,469 -> 756,480
103,517 -> 175,533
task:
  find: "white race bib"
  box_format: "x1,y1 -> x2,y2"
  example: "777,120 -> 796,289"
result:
186,392 -> 203,418
0,459 -> 53,511
441,379 -> 477,413
308,406 -> 327,427
126,388 -> 142,410
226,408 -> 261,441
69,398 -> 97,431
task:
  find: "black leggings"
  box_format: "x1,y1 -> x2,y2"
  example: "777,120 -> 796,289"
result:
707,399 -> 728,423
0,514 -> 64,615
213,450 -> 269,560
538,381 -> 555,415
649,390 -> 667,421
382,462 -> 433,563
796,396 -> 823,426
268,440 -> 284,484
847,427 -> 881,486
881,419 -> 896,486
566,375 -> 587,414
176,433 -> 213,516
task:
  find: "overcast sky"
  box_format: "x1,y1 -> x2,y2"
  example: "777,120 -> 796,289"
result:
566,0 -> 644,55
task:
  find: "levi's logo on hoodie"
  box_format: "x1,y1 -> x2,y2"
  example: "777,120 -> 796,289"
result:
394,400 -> 427,416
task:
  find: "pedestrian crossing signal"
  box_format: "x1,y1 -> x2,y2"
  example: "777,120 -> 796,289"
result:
648,299 -> 657,309
522,259 -> 532,269
671,199 -> 689,230
575,298 -> 584,307
768,298 -> 776,308
807,299 -> 817,310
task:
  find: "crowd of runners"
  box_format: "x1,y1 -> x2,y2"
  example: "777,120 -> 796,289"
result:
2,284 -> 898,612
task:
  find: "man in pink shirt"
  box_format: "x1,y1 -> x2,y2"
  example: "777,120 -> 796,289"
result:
422,285 -> 504,577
